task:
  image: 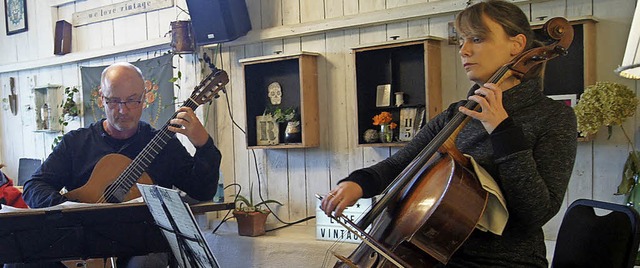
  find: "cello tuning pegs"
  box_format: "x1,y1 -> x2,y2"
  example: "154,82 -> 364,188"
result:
554,46 -> 569,56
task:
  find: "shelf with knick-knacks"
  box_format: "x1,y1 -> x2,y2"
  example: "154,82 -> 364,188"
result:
33,84 -> 62,133
240,52 -> 319,149
353,37 -> 443,147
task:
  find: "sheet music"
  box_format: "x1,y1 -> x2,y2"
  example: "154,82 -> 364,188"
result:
0,198 -> 144,214
137,184 -> 218,268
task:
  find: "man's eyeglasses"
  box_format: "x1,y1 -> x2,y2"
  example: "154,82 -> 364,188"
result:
103,96 -> 144,109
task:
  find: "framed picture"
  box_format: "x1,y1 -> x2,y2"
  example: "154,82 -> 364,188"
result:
376,84 -> 391,107
4,0 -> 27,35
548,94 -> 577,107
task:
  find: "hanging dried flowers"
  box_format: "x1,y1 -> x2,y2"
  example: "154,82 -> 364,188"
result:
574,81 -> 640,197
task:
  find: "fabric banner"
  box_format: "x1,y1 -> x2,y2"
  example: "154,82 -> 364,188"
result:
81,54 -> 175,128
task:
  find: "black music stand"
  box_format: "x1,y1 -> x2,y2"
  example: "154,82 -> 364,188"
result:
138,184 -> 220,268
0,202 -> 170,264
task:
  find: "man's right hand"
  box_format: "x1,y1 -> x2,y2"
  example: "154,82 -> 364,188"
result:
320,181 -> 363,217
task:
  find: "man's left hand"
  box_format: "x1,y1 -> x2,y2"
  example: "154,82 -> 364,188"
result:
458,83 -> 509,134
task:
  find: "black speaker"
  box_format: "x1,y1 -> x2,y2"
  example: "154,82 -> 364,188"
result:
186,0 -> 251,45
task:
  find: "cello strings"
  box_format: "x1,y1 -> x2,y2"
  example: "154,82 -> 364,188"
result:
316,193 -> 351,267
321,196 -> 377,267
333,215 -> 408,268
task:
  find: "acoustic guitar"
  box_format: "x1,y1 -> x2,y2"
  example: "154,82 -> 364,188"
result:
64,69 -> 229,204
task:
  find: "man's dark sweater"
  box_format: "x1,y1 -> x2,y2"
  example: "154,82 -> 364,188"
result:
23,119 -> 221,208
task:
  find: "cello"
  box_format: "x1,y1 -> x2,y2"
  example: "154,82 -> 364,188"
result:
327,17 -> 574,268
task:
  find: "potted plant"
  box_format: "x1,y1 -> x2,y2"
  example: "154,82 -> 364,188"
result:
52,86 -> 81,149
232,188 -> 283,237
266,106 -> 300,143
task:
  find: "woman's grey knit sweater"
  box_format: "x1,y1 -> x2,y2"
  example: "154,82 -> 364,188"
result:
343,80 -> 577,267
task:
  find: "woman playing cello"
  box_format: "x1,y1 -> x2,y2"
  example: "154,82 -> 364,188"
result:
321,0 -> 577,267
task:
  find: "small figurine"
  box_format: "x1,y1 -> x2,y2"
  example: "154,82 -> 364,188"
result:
268,82 -> 282,105
41,103 -> 50,129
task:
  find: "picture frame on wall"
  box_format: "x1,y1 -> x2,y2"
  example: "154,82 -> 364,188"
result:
548,94 -> 577,108
4,0 -> 27,35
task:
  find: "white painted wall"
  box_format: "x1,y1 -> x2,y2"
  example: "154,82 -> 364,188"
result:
0,0 -> 639,258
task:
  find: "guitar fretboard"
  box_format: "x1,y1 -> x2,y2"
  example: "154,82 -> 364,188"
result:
109,98 -> 200,201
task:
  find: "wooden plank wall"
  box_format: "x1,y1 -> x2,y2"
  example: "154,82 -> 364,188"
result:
0,0 -> 639,244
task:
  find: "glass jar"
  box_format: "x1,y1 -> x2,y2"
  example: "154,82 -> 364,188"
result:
379,124 -> 393,143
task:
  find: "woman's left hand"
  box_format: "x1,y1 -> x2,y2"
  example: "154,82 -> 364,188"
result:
168,107 -> 209,147
458,83 -> 509,134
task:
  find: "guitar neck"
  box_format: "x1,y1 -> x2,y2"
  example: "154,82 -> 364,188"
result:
117,98 -> 200,190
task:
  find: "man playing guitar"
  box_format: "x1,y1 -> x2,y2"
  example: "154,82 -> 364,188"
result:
13,62 -> 222,268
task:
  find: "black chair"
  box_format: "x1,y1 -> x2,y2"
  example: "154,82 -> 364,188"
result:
17,158 -> 41,186
551,199 -> 640,268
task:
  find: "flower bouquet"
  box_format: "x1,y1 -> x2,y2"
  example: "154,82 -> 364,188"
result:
372,111 -> 397,143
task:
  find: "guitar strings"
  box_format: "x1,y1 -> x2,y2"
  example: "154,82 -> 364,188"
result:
96,127 -> 143,203
97,97 -> 198,203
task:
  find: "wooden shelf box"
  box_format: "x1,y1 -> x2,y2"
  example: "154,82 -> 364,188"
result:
33,84 -> 62,132
240,52 -> 319,149
352,37 -> 442,147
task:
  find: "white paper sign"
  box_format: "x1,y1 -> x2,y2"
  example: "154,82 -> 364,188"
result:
316,198 -> 372,243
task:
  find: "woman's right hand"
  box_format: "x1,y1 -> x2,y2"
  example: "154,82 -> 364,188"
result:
320,181 -> 364,217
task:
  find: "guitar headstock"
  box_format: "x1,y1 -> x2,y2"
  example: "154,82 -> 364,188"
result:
190,69 -> 230,105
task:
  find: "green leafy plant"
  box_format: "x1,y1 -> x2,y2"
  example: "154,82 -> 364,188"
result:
234,184 -> 283,213
169,70 -> 182,89
61,86 -> 80,117
265,106 -> 297,123
52,86 -> 81,150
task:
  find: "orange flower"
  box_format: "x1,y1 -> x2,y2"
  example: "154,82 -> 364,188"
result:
145,80 -> 153,90
146,91 -> 156,104
372,111 -> 394,125
390,122 -> 397,129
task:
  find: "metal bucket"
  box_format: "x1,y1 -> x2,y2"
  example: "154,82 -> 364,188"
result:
170,20 -> 195,53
